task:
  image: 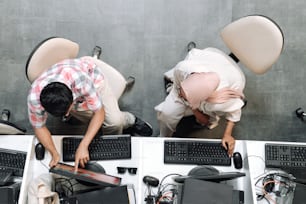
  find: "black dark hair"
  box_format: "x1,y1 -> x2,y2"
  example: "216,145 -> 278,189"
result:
40,82 -> 73,117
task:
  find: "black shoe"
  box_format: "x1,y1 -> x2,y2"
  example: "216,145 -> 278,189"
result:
128,117 -> 153,136
92,46 -> 102,59
187,41 -> 196,52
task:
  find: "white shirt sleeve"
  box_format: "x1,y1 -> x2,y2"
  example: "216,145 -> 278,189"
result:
200,98 -> 244,122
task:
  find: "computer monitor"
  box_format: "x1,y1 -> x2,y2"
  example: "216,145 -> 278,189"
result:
174,171 -> 246,183
177,178 -> 244,204
49,163 -> 121,187
61,185 -> 131,204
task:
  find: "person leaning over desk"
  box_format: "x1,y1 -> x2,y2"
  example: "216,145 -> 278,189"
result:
155,47 -> 246,156
27,56 -> 153,171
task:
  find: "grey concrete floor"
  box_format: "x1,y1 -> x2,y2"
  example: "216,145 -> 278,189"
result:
1,0 -> 306,143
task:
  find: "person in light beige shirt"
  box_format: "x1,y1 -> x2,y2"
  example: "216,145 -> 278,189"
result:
155,47 -> 246,155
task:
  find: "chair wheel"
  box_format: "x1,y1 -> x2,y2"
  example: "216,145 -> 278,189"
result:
126,76 -> 135,88
296,107 -> 305,120
92,46 -> 102,59
187,41 -> 196,52
1,109 -> 10,121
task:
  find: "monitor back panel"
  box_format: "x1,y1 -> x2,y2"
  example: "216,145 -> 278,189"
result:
181,178 -> 233,204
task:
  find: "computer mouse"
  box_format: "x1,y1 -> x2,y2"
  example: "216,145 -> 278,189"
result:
143,175 -> 159,187
35,143 -> 45,160
233,152 -> 243,169
188,166 -> 219,176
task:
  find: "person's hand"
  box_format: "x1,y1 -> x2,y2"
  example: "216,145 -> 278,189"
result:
74,143 -> 90,172
222,134 -> 235,156
49,151 -> 60,168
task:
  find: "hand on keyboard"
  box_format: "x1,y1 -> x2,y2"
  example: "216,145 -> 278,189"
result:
164,140 -> 231,166
62,136 -> 131,162
222,135 -> 235,156
74,143 -> 90,172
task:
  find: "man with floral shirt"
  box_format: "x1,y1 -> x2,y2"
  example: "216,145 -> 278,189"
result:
28,53 -> 152,171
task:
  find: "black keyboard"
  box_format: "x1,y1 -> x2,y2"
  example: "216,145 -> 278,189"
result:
62,135 -> 131,161
0,169 -> 13,185
164,140 -> 231,166
0,148 -> 27,177
265,143 -> 306,168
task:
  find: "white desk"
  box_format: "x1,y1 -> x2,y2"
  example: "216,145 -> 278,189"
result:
21,136 -> 254,204
138,138 -> 254,203
0,135 -> 34,204
0,135 -> 302,203
247,141 -> 304,204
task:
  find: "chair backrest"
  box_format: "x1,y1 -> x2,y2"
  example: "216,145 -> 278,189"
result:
25,37 -> 79,83
0,121 -> 26,134
25,37 -> 127,100
221,15 -> 284,75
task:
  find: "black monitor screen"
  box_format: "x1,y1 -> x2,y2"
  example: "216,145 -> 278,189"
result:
174,172 -> 246,183
50,163 -> 121,187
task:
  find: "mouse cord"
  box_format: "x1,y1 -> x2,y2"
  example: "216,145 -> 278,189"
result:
246,155 -> 268,177
245,155 -> 265,164
55,177 -> 74,197
39,160 -> 50,170
128,184 -> 137,204
156,173 -> 182,203
157,173 -> 182,194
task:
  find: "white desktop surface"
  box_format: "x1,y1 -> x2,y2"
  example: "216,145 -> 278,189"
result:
1,135 -> 303,203
0,135 -> 34,204
138,137 -> 254,204
21,136 -> 254,204
23,135 -> 143,204
246,140 -> 304,204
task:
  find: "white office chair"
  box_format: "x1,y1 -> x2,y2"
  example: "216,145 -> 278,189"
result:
221,15 -> 284,74
0,120 -> 26,135
164,15 -> 284,80
0,109 -> 26,135
161,15 -> 284,135
25,37 -> 130,100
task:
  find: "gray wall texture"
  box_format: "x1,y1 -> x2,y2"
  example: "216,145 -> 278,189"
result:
1,0 -> 306,142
